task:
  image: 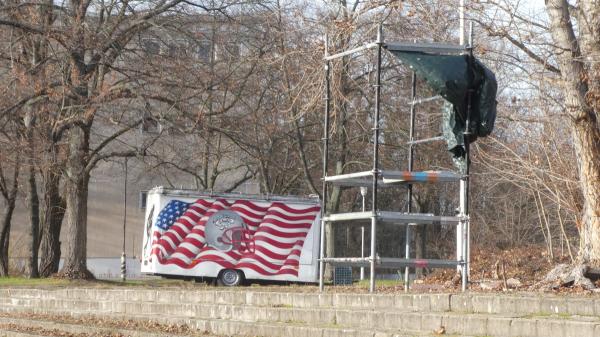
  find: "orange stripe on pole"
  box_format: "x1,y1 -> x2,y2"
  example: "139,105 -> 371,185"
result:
415,259 -> 428,268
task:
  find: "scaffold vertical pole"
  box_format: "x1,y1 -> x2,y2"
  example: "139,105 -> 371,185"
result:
460,170 -> 467,291
459,0 -> 466,46
121,158 -> 128,282
405,70 -> 417,292
319,34 -> 331,292
457,0 -> 466,275
461,22 -> 475,292
360,187 -> 367,281
369,24 -> 383,293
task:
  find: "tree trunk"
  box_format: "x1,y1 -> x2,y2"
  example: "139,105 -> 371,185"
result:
38,170 -> 65,277
572,115 -> 600,263
325,161 -> 344,280
61,174 -> 92,279
59,125 -> 94,279
413,198 -> 428,278
323,40 -> 351,279
0,159 -> 20,277
25,163 -> 40,278
545,0 -> 600,264
0,199 -> 16,277
23,113 -> 40,279
415,225 -> 427,278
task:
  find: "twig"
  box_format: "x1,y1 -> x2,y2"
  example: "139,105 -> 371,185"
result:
492,261 -> 499,280
501,260 -> 508,290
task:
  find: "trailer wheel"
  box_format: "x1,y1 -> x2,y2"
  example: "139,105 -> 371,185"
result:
217,269 -> 243,287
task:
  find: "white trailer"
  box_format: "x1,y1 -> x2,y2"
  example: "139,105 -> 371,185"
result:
140,187 -> 321,286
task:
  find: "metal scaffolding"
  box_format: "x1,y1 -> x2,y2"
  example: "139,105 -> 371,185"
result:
318,25 -> 473,293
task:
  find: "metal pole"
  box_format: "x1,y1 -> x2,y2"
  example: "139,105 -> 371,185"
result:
459,179 -> 466,290
369,24 -> 383,293
319,35 -> 331,292
405,70 -> 417,292
360,187 -> 367,281
121,158 -> 128,282
457,0 -> 466,274
467,22 -> 474,280
459,0 -> 466,46
461,22 -> 474,292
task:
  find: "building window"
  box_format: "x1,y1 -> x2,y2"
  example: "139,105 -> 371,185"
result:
141,114 -> 161,134
168,39 -> 189,57
139,191 -> 148,209
215,41 -> 240,61
196,39 -> 212,62
142,38 -> 160,55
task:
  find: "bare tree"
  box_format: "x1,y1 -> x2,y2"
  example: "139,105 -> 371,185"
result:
472,0 -> 599,265
0,0 -> 261,278
544,0 -> 600,264
0,140 -> 19,277
138,10 -> 263,193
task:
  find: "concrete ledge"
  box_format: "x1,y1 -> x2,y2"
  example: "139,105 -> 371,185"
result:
2,300 -> 599,337
3,287 -> 600,337
0,309 -> 420,337
0,288 -> 452,311
0,331 -> 40,337
0,316 -> 184,337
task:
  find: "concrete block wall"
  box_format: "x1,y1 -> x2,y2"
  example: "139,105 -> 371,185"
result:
1,288 -> 599,337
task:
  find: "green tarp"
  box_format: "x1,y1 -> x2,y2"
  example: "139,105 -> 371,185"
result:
388,49 -> 497,171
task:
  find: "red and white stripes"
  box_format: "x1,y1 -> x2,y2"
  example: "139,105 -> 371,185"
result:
151,198 -> 320,276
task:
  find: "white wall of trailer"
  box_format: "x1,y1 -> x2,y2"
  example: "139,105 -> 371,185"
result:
140,188 -> 321,283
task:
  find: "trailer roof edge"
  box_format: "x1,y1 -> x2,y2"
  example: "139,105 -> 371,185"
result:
148,186 -> 320,204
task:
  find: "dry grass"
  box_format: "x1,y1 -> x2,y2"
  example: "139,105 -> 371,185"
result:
0,276 -> 200,288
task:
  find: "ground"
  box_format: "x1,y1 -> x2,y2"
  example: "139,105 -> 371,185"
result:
1,244 -> 588,294
421,245 -> 573,291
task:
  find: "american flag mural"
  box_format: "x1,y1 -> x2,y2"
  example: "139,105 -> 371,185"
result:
150,198 -> 320,277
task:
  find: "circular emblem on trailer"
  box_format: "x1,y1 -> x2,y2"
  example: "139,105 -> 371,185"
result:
205,210 -> 246,252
